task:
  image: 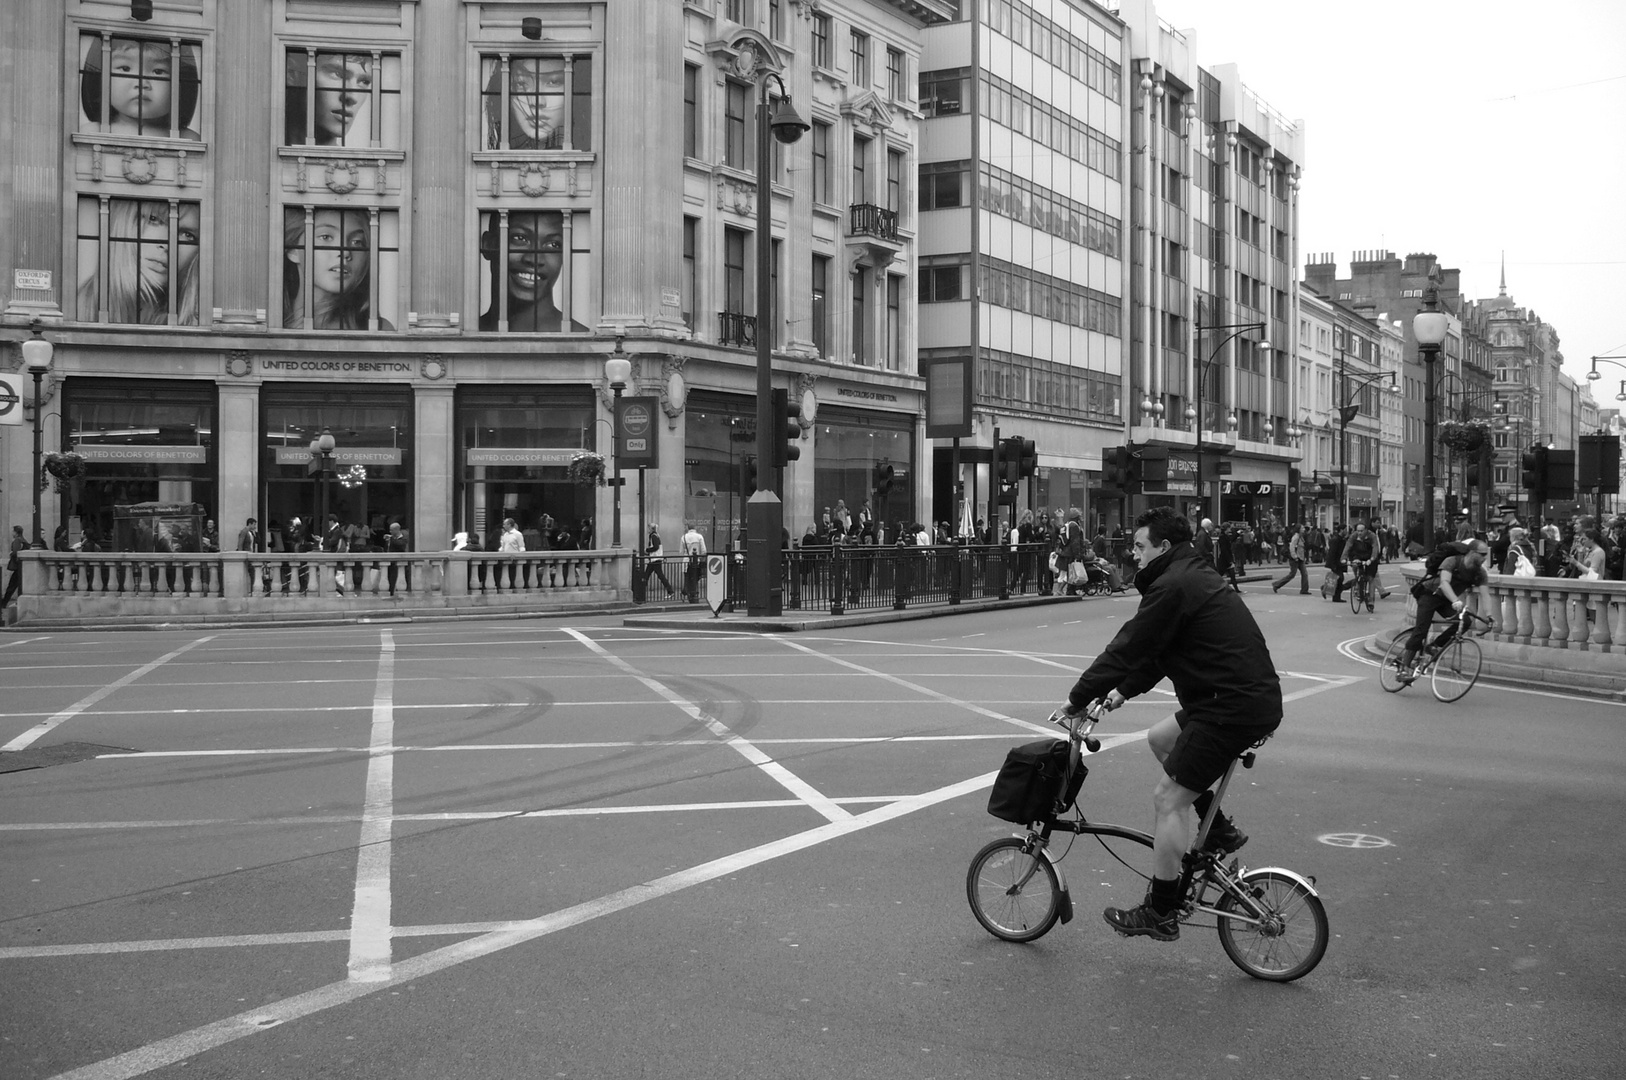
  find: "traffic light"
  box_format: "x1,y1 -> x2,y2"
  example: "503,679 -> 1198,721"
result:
1545,448 -> 1575,501
1017,438 -> 1037,479
999,436 -> 1022,485
874,462 -> 895,496
1101,446 -> 1127,490
740,454 -> 757,498
1521,445 -> 1547,505
1125,449 -> 1145,489
1465,461 -> 1480,487
769,388 -> 800,469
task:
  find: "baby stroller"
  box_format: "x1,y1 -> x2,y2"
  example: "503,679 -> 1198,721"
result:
1076,555 -> 1122,596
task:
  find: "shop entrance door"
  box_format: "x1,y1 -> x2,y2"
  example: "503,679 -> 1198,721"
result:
264,478 -> 410,551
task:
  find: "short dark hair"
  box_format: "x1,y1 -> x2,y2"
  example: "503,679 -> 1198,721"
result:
1134,505 -> 1192,547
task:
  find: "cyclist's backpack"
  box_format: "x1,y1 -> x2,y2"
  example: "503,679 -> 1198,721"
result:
987,739 -> 1086,823
1413,540 -> 1472,596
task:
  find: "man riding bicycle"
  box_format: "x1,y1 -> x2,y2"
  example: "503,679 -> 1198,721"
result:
1059,507 -> 1282,942
1335,521 -> 1386,604
1397,538 -> 1495,682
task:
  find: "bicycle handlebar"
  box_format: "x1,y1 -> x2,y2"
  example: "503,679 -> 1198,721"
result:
1048,700 -> 1106,753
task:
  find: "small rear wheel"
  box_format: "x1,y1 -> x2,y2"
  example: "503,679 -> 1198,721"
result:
1431,635 -> 1482,702
1215,870 -> 1329,982
967,837 -> 1062,942
1377,634 -> 1411,693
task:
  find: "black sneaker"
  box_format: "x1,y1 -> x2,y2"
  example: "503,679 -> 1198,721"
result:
1201,814 -> 1248,856
1102,902 -> 1179,941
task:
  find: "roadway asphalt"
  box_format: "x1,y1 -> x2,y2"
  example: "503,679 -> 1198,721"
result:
1,582 -> 1622,1080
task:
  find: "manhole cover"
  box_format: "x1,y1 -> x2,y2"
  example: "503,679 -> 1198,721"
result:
1316,832 -> 1391,849
0,742 -> 136,775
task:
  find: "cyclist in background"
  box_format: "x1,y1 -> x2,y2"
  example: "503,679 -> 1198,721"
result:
1336,520 -> 1387,603
1397,537 -> 1495,681
1059,506 -> 1282,942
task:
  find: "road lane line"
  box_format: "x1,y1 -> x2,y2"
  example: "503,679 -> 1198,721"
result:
1337,635 -> 1626,707
38,767 -> 1005,1080
0,636 -> 47,649
563,628 -> 851,824
346,630 -> 395,984
0,637 -> 215,752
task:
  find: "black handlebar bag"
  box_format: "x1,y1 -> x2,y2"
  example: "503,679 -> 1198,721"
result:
987,739 -> 1086,823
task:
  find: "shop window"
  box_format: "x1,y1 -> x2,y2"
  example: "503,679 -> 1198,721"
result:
479,54 -> 593,151
76,196 -> 201,326
78,32 -> 202,140
284,48 -> 402,148
456,387 -> 597,549
478,209 -> 593,332
281,206 -> 399,331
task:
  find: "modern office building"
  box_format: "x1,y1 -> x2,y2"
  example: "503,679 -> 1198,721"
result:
917,0 -> 1305,534
0,0 -> 954,558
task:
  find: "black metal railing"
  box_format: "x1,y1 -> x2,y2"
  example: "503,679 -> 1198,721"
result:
848,203 -> 900,242
633,543 -> 1072,614
718,311 -> 757,348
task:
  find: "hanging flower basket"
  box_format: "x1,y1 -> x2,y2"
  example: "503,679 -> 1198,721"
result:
567,451 -> 607,487
1438,421 -> 1487,454
44,451 -> 87,481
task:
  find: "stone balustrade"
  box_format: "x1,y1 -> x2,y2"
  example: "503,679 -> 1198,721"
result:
7,549 -> 629,626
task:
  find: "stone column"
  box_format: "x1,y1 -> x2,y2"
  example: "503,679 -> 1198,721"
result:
2,3 -> 66,318
210,0 -> 273,327
598,0 -> 683,333
410,0 -> 465,326
216,378 -> 260,557
415,384 -> 455,552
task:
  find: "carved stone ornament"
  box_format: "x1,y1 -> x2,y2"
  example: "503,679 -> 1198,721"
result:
517,162 -> 550,197
796,372 -> 818,435
734,43 -> 757,78
225,351 -> 252,378
716,175 -> 755,215
324,159 -> 360,194
122,148 -> 158,184
420,355 -> 448,381
660,355 -> 688,428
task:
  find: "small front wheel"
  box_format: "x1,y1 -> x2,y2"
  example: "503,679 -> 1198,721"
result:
1378,634 -> 1411,693
1431,635 -> 1483,702
1348,576 -> 1365,614
1215,870 -> 1329,982
967,837 -> 1062,942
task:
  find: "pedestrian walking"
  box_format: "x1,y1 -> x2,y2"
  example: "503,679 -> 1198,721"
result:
1271,525 -> 1310,594
645,525 -> 674,598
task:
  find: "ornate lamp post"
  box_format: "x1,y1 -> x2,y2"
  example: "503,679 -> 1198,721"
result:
746,68 -> 809,617
21,321 -> 55,549
1191,317 -> 1267,523
604,338 -> 631,549
1411,283 -> 1449,546
308,428 -> 337,539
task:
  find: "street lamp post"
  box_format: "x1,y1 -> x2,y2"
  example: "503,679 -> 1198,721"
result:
745,69 -> 809,617
1191,319 -> 1267,523
1335,345 -> 1397,530
1412,283 -> 1449,547
604,340 -> 631,549
308,428 -> 336,540
22,321 -> 55,549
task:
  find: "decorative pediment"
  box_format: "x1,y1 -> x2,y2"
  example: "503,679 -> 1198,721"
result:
840,90 -> 895,133
704,29 -> 788,79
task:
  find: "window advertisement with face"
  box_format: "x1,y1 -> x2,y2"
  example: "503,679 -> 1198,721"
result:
480,55 -> 593,151
79,34 -> 202,140
478,210 -> 592,333
76,197 -> 202,325
282,207 -> 399,330
285,50 -> 401,147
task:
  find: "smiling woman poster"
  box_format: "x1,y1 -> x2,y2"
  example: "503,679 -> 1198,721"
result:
477,209 -> 592,333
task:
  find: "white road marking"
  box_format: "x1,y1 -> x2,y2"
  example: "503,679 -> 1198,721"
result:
0,636 -> 47,649
563,628 -> 851,823
0,637 -> 215,752
37,768 -> 1005,1080
1337,634 -> 1626,708
346,631 -> 395,984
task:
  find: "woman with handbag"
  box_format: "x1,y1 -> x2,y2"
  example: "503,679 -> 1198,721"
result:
1502,527 -> 1539,577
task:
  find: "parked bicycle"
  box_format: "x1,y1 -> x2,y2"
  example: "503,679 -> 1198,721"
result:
1378,608 -> 1493,702
966,704 -> 1328,982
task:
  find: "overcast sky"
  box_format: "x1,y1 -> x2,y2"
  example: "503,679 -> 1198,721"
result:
1147,0 -> 1626,399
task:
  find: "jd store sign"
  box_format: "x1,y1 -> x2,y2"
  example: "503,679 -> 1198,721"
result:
1221,481 -> 1276,497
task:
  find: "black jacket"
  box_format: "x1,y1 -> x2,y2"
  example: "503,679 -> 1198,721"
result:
1067,542 -> 1282,728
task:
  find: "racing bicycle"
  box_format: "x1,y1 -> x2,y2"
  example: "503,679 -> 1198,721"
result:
1378,608 -> 1493,702
966,705 -> 1329,982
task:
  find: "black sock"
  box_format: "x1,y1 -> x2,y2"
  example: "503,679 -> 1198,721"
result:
1149,876 -> 1181,916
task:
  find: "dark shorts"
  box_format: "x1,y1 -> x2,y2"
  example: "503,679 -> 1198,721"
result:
1164,710 -> 1279,793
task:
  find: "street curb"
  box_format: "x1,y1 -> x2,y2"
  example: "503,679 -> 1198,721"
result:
622,591 -> 1086,633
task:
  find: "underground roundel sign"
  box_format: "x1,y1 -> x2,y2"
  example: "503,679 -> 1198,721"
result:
0,372 -> 25,426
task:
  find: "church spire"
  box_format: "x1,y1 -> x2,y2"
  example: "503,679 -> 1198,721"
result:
1499,252 -> 1507,297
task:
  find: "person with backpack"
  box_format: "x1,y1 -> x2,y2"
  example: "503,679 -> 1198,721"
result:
1395,538 -> 1495,681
